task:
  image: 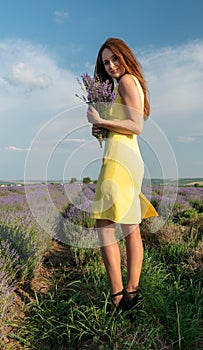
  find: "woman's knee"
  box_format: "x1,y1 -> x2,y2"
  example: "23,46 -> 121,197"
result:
96,220 -> 117,246
121,224 -> 140,238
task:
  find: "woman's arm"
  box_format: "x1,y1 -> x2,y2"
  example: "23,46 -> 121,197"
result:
87,74 -> 144,135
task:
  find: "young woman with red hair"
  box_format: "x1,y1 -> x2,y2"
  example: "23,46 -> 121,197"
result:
87,37 -> 157,311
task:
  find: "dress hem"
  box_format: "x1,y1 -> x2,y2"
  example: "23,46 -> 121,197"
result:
91,215 -> 142,225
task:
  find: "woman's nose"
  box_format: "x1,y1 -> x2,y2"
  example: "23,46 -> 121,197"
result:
109,60 -> 115,68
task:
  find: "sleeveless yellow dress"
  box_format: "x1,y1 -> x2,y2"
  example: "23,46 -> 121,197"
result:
92,75 -> 158,224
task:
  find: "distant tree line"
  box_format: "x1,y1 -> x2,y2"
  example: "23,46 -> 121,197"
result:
69,177 -> 97,184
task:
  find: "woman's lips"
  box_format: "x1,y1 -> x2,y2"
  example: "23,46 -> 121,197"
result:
110,69 -> 118,74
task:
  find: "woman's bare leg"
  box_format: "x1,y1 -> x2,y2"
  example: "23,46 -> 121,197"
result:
97,219 -> 123,306
121,224 -> 143,292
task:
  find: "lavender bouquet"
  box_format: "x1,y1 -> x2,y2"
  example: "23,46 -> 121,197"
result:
76,72 -> 117,147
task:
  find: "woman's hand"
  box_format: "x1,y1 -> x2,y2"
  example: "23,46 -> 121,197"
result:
92,124 -> 101,138
87,105 -> 102,125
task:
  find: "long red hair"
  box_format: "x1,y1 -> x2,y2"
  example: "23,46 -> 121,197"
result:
94,37 -> 150,119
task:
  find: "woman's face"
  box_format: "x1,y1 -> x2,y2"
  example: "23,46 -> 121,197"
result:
101,48 -> 126,81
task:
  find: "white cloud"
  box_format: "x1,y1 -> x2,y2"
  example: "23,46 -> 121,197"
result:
139,41 -> 203,137
0,76 -> 8,86
0,38 -> 84,182
5,146 -> 31,152
54,11 -> 69,23
63,138 -> 89,143
177,136 -> 197,143
0,39 -> 79,120
8,62 -> 52,89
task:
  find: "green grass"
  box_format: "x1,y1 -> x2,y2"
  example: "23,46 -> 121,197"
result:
1,202 -> 202,350
5,224 -> 202,350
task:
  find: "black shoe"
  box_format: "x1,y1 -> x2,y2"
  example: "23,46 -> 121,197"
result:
105,290 -> 124,315
127,288 -> 142,308
111,290 -> 125,308
118,288 -> 133,312
108,288 -> 142,314
119,288 -> 142,312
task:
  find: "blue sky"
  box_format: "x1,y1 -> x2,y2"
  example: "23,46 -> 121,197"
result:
0,0 -> 203,181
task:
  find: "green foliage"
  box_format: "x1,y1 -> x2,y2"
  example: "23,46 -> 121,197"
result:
0,223 -> 52,283
83,176 -> 92,184
61,202 -> 96,228
190,198 -> 203,213
70,177 -> 77,183
150,198 -> 159,210
172,204 -> 198,224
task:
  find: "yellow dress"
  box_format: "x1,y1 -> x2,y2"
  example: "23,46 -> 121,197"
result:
92,75 -> 158,224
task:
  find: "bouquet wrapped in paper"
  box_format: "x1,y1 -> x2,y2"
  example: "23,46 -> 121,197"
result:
76,72 -> 117,147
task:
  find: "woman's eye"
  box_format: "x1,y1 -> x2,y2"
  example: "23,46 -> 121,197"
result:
113,55 -> 118,61
103,61 -> 109,66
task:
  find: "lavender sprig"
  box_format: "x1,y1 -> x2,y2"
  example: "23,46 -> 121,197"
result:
76,73 -> 117,147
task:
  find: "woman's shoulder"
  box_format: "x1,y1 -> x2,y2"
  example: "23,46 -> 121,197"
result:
118,74 -> 139,93
118,74 -> 144,108
118,74 -> 140,87
119,73 -> 134,83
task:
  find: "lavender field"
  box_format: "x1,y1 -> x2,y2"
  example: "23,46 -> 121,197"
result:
0,183 -> 203,349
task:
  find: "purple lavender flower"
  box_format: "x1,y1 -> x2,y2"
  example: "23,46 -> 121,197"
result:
76,72 -> 118,147
0,240 -> 20,323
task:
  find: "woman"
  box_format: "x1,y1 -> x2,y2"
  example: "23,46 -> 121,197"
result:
87,38 -> 157,311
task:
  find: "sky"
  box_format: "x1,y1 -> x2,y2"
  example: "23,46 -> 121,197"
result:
0,0 -> 203,181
